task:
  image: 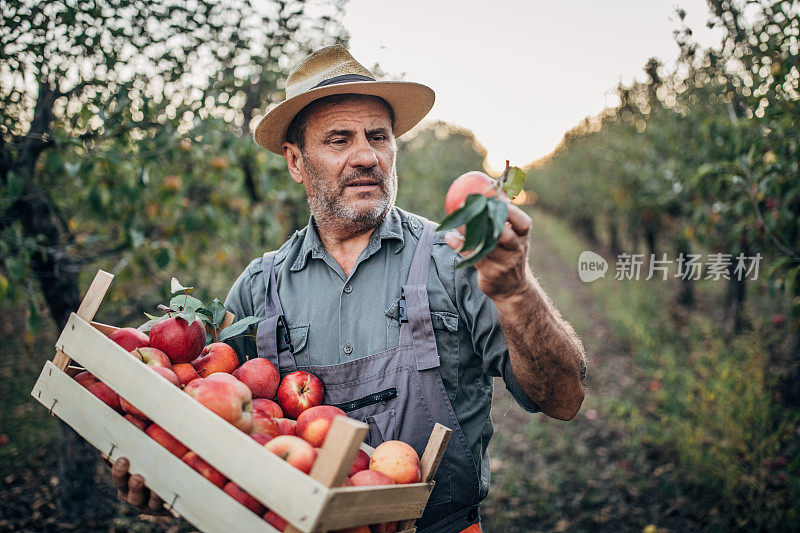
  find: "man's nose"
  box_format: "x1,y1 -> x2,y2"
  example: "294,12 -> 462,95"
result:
349,135 -> 379,168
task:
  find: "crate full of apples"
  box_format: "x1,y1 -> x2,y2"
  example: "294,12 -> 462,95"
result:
31,271 -> 451,533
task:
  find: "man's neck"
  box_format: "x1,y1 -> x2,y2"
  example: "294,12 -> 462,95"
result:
314,218 -> 380,277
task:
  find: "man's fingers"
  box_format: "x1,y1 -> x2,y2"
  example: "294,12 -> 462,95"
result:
147,491 -> 165,514
506,203 -> 531,236
127,474 -> 148,508
111,457 -> 130,493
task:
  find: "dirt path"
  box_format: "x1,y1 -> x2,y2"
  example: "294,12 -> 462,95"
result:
480,220 -> 689,532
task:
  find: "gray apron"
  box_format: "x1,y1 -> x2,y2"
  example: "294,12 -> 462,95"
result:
255,222 -> 481,532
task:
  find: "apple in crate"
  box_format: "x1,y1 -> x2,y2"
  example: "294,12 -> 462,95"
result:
120,366 -> 180,420
223,481 -> 266,515
252,398 -> 283,419
185,373 -> 253,432
369,441 -> 421,484
264,435 -> 316,474
349,448 -> 370,477
172,363 -> 201,388
232,357 -> 280,399
131,347 -> 172,369
182,451 -> 227,488
275,418 -> 297,436
296,405 -> 347,447
146,423 -> 189,458
250,433 -> 274,445
124,414 -> 149,431
251,411 -> 280,437
87,382 -> 123,413
108,327 -> 150,352
276,371 -> 324,419
349,469 -> 395,486
191,342 -> 239,377
263,510 -> 287,531
149,315 -> 205,364
74,371 -> 98,388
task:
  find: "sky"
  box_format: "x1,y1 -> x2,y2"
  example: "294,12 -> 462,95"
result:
342,0 -> 724,172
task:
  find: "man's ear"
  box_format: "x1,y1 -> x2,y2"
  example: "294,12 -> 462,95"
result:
283,142 -> 304,184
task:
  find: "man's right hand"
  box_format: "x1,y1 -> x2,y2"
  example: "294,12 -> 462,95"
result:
111,457 -> 168,515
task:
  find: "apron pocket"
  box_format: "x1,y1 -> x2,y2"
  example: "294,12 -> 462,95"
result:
287,323 -> 309,366
365,408 -> 397,446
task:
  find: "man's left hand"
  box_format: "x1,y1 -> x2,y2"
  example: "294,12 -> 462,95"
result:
444,201 -> 533,301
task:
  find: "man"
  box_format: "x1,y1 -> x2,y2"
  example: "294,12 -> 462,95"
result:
112,45 -> 586,532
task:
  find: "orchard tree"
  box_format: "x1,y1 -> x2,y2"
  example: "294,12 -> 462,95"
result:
0,0 -> 346,520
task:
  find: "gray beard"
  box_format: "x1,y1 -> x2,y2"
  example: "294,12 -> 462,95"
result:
304,157 -> 398,239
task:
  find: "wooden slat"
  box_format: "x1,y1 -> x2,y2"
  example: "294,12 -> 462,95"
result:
30,361 -> 277,533
397,423 -> 452,531
55,313 -> 327,531
53,270 -> 113,370
91,321 -> 119,335
315,483 -> 432,530
310,416 -> 368,488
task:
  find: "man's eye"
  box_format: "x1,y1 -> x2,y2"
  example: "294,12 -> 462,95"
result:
371,135 -> 387,142
330,138 -> 347,145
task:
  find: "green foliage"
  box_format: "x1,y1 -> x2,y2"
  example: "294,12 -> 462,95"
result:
532,0 -> 799,323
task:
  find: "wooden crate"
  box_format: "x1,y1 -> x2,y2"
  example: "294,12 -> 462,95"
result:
31,271 -> 452,533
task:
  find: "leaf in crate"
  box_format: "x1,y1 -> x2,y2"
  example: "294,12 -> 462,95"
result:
176,309 -> 197,324
138,315 -> 168,332
501,166 -> 527,199
143,312 -> 160,320
486,197 -> 509,239
209,298 -> 228,327
218,316 -> 263,341
170,277 -> 194,294
169,294 -> 203,313
437,194 -> 487,232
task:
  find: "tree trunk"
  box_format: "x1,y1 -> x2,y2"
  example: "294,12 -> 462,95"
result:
677,242 -> 694,307
608,218 -> 622,256
575,216 -> 598,246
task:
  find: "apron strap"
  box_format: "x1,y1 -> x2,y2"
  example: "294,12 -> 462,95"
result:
401,221 -> 440,371
256,252 -> 297,372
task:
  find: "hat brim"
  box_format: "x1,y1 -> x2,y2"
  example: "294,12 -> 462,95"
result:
253,80 -> 435,154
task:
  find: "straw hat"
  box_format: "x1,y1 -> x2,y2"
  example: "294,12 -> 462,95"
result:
254,45 -> 435,154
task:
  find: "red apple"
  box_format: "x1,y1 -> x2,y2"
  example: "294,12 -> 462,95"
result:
87,381 -> 123,413
120,366 -> 180,420
250,433 -> 274,446
251,412 -> 280,437
296,405 -> 347,447
149,316 -> 206,364
74,371 -> 98,388
276,371 -> 324,419
131,347 -> 172,369
232,358 -> 280,399
333,526 -> 371,533
172,363 -> 201,388
146,423 -> 189,458
369,441 -> 421,484
371,522 -> 398,533
124,414 -> 149,431
349,449 -> 370,477
252,398 -> 283,419
182,451 -> 227,488
192,342 -> 239,377
350,469 -> 395,486
186,373 -> 253,432
444,171 -> 498,215
263,510 -> 288,531
108,327 -> 150,352
275,418 -> 297,436
223,481 -> 266,516
183,376 -> 205,396
264,435 -> 316,474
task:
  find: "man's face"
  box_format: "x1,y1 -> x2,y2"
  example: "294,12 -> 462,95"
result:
292,97 -> 397,236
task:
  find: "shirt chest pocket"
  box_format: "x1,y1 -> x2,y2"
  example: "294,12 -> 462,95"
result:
287,323 -> 310,366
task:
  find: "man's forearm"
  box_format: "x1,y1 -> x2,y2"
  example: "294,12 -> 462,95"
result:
493,267 -> 586,420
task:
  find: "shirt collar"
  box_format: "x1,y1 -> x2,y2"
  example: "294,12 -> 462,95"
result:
290,207 -> 405,272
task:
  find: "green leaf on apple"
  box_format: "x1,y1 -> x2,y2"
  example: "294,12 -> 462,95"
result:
486,197 -> 509,239
218,316 -> 263,342
170,277 -> 194,294
176,309 -> 196,323
462,209 -> 489,252
457,231 -> 500,269
209,298 -> 228,327
143,312 -> 160,320
437,194 -> 487,232
501,166 -> 527,199
169,294 -> 203,313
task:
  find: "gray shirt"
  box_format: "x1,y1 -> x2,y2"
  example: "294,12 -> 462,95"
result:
224,206 -> 539,499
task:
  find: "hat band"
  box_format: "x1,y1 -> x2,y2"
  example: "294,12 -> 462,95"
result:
312,74 -> 375,89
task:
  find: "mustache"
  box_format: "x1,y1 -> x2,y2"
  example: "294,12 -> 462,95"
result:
340,167 -> 387,189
